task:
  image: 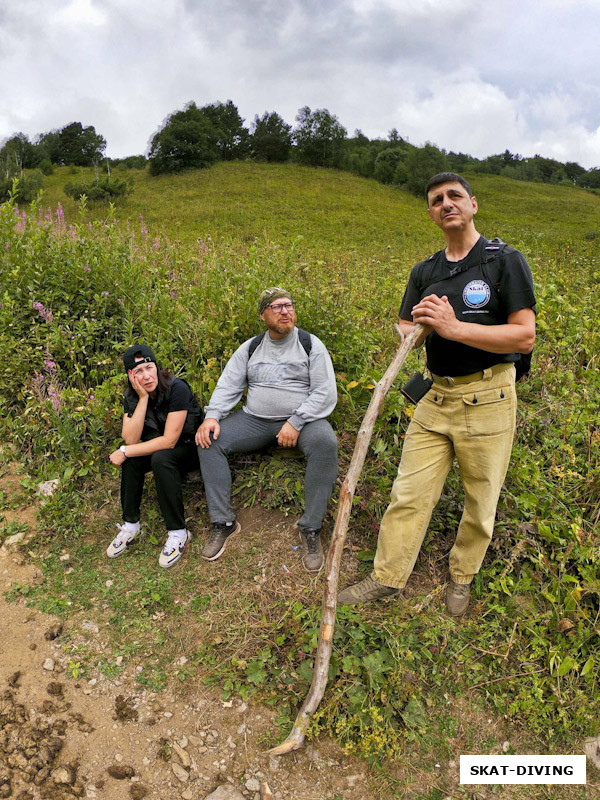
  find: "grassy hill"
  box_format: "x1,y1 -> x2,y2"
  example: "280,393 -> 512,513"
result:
38,161 -> 600,266
2,163 -> 600,794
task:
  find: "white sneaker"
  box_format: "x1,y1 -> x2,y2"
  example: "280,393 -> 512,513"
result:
158,530 -> 191,569
106,523 -> 144,558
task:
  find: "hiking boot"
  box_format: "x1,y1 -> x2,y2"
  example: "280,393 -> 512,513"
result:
106,522 -> 144,558
446,579 -> 471,616
298,526 -> 324,573
338,575 -> 401,605
159,529 -> 191,569
202,520 -> 241,561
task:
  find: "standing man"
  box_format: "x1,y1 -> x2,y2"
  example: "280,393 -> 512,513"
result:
339,172 -> 536,615
196,287 -> 338,572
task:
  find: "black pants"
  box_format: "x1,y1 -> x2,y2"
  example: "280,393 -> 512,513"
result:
121,442 -> 200,531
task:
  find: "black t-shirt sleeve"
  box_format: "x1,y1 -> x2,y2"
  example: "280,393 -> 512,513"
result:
499,249 -> 536,315
399,265 -> 424,320
167,379 -> 193,413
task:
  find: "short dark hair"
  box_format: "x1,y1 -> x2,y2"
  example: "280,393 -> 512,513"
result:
425,172 -> 473,204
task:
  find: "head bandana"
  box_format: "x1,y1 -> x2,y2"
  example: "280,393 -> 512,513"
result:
258,287 -> 293,314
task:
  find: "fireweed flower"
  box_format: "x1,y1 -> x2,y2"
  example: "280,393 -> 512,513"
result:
33,302 -> 54,324
47,385 -> 61,411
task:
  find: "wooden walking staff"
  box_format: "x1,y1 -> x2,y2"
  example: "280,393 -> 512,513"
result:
269,322 -> 425,755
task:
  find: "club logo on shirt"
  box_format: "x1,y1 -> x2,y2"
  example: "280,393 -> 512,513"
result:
463,280 -> 491,309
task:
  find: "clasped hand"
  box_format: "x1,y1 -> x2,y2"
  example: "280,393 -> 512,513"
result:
411,294 -> 460,340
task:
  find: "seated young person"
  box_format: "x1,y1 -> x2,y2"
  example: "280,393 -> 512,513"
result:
107,344 -> 203,568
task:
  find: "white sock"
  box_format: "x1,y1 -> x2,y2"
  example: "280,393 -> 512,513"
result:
122,521 -> 140,533
167,528 -> 187,541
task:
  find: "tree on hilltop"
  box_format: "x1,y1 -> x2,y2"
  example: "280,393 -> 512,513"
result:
199,100 -> 249,160
37,122 -> 106,166
374,144 -> 412,184
147,103 -> 220,175
403,143 -> 448,196
0,133 -> 39,177
251,111 -> 292,162
293,107 -> 347,168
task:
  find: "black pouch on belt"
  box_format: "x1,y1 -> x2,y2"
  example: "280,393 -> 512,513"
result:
401,372 -> 433,404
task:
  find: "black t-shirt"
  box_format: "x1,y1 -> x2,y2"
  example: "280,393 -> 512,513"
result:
122,377 -> 196,441
399,236 -> 536,377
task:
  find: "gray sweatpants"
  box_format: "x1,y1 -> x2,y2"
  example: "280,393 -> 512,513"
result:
198,411 -> 338,529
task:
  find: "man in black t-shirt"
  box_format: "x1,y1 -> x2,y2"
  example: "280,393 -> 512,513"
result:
339,172 -> 536,615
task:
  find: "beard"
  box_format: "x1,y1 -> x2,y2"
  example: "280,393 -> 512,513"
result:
265,313 -> 296,337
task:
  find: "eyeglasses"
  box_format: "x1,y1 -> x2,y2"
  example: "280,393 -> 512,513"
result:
267,302 -> 295,314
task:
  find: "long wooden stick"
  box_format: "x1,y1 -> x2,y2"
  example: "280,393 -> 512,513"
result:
268,323 -> 424,755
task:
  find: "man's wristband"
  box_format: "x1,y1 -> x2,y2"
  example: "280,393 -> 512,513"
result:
120,445 -> 128,458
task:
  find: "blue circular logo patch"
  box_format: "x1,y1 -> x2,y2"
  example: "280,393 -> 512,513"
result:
463,280 -> 491,309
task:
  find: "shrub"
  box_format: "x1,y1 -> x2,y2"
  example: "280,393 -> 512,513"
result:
39,159 -> 54,175
63,177 -> 133,202
0,171 -> 44,203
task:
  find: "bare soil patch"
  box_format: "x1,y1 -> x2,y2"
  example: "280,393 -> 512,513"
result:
0,479 -> 375,800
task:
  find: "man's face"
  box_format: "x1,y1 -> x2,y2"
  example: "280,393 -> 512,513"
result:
260,296 -> 297,339
427,181 -> 478,232
129,359 -> 158,394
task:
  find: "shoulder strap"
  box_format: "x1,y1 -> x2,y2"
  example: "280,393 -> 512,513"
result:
247,332 -> 266,360
484,238 -> 532,380
297,328 -> 313,356
248,329 -> 312,361
481,237 -> 507,264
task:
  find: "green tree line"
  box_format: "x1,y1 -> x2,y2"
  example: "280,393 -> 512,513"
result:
3,100 -> 600,200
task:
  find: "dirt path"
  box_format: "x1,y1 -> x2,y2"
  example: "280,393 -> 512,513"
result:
0,471 -> 375,800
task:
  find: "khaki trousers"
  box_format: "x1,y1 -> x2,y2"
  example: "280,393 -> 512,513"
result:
373,364 -> 517,589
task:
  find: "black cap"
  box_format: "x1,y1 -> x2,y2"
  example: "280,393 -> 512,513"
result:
123,344 -> 157,372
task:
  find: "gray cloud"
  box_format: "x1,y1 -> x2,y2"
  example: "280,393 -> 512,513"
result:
1,0 -> 600,166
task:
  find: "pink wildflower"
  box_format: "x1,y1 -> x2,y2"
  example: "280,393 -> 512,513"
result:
33,302 -> 54,324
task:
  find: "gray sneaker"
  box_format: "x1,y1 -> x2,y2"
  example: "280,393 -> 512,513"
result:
298,527 -> 324,573
446,579 -> 471,616
338,575 -> 401,605
202,520 -> 241,561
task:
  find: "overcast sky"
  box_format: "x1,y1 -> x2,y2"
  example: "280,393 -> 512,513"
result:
3,0 -> 600,167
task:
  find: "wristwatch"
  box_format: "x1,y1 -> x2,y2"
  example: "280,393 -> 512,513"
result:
120,445 -> 128,457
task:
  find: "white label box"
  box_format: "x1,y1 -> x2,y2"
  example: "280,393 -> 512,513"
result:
460,755 -> 586,784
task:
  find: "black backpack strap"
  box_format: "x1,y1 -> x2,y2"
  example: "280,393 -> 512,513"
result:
247,332 -> 266,360
248,329 -> 312,360
297,328 -> 313,356
483,237 -> 532,380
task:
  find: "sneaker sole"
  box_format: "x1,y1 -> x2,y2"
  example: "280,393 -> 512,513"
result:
298,531 -> 324,574
106,532 -> 144,559
202,521 -> 241,561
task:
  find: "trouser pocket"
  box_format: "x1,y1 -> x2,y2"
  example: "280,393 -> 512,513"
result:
462,385 -> 515,436
412,389 -> 444,428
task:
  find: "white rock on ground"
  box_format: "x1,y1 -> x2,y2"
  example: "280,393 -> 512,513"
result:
171,762 -> 189,782
203,785 -> 245,800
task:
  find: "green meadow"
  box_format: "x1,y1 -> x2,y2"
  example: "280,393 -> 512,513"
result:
1,163 -> 599,795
